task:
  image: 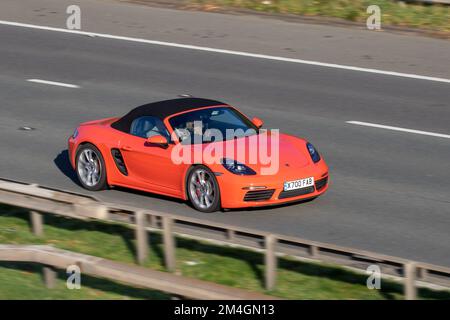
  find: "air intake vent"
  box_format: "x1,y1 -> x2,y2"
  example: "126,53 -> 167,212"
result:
315,176 -> 328,191
243,189 -> 275,202
111,148 -> 128,176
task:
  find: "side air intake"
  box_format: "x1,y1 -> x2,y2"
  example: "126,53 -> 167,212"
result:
111,148 -> 128,176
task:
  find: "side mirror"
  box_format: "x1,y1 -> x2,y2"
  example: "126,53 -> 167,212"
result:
147,135 -> 168,148
252,117 -> 264,129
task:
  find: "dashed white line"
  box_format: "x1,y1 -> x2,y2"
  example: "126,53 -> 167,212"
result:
27,79 -> 80,88
346,121 -> 450,139
1,20 -> 449,84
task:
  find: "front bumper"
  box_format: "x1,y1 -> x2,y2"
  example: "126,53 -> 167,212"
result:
216,162 -> 329,209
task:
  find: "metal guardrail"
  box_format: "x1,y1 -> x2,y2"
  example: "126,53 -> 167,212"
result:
0,244 -> 277,300
1,178 -> 449,299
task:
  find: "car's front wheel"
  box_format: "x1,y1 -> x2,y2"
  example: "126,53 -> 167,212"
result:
187,165 -> 221,212
75,143 -> 107,191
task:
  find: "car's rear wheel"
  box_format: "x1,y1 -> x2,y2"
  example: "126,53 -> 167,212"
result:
187,166 -> 221,212
75,143 -> 107,191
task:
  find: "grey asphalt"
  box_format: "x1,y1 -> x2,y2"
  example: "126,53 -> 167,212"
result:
0,24 -> 449,267
1,0 -> 450,78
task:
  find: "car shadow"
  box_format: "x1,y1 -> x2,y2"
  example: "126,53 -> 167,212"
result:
223,196 -> 318,213
53,150 -> 81,187
111,186 -> 186,204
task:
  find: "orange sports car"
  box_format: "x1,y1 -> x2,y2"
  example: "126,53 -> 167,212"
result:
68,98 -> 329,212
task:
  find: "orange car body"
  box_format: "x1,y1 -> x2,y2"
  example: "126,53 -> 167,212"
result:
68,103 -> 329,209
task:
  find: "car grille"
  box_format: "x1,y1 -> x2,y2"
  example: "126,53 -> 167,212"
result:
243,189 -> 275,202
315,176 -> 328,191
278,186 -> 315,199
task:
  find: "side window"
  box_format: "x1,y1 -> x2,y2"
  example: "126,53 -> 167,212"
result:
130,116 -> 169,139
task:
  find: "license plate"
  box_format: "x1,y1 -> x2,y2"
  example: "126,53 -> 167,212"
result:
283,177 -> 314,191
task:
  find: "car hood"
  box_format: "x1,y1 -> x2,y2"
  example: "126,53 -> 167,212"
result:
180,132 -> 312,175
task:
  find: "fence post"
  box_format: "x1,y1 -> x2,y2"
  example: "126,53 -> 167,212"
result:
226,229 -> 235,241
309,245 -> 318,258
162,216 -> 176,272
149,214 -> 158,228
417,267 -> 427,280
404,262 -> 417,300
135,211 -> 148,265
43,266 -> 56,289
30,211 -> 43,236
264,234 -> 277,291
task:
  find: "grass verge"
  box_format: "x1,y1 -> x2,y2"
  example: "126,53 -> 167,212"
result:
1,204 -> 449,299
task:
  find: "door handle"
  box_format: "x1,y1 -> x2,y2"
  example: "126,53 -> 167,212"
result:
121,145 -> 133,151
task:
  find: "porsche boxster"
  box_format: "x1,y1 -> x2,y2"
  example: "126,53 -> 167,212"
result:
68,98 -> 329,212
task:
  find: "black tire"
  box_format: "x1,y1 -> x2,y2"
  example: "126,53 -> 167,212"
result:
186,165 -> 221,213
75,143 -> 107,191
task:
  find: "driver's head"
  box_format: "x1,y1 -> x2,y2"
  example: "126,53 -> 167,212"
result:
186,120 -> 203,135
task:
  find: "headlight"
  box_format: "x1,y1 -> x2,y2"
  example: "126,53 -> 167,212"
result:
221,158 -> 256,175
306,142 -> 321,163
72,128 -> 79,139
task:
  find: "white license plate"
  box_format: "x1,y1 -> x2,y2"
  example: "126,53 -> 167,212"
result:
283,177 -> 314,191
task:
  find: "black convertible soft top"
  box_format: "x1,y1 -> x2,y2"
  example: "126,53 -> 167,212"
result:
111,98 -> 227,133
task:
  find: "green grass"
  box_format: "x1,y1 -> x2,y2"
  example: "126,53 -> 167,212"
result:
1,204 -> 449,299
0,262 -> 169,299
190,0 -> 450,34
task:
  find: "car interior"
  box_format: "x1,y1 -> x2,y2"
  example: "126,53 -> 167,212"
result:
130,116 -> 170,139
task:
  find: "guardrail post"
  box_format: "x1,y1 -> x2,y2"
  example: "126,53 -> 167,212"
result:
43,266 -> 56,289
149,214 -> 158,228
264,234 -> 277,291
309,245 -> 318,258
30,210 -> 43,236
417,267 -> 427,280
162,216 -> 176,272
404,262 -> 417,300
226,229 -> 235,241
135,211 -> 148,265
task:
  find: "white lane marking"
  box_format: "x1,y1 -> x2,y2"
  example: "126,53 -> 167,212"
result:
27,79 -> 80,88
346,121 -> 450,139
1,20 -> 450,84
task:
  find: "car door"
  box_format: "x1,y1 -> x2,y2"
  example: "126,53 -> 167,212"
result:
119,116 -> 185,197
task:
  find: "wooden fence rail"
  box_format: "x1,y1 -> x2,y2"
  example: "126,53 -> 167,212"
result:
0,245 -> 277,300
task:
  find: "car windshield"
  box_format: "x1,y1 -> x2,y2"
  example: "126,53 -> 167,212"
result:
169,107 -> 258,145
